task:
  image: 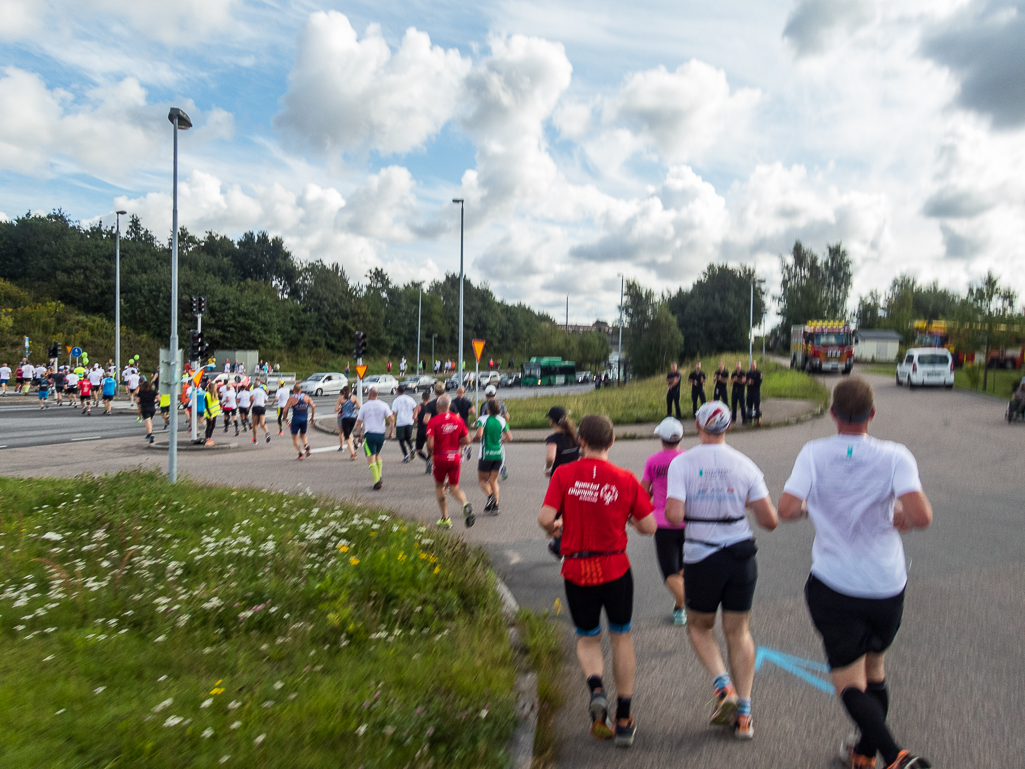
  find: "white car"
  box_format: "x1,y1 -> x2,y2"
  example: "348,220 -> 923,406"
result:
300,372 -> 348,397
896,348 -> 954,389
360,374 -> 398,395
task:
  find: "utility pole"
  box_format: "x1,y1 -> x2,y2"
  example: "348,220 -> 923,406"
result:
416,286 -> 422,378
566,296 -> 569,330
114,209 -> 127,384
749,280 -> 754,367
617,274 -> 624,382
453,199 -> 465,382
167,107 -> 192,483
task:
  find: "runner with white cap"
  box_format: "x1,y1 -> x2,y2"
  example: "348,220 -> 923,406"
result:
640,417 -> 688,626
664,400 -> 778,740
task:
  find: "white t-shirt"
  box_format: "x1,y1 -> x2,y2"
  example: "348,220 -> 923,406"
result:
66,373 -> 79,387
251,388 -> 268,408
237,389 -> 252,408
36,365 -> 47,378
275,387 -> 290,409
665,443 -> 770,564
88,368 -> 102,385
221,387 -> 237,410
127,373 -> 140,390
357,399 -> 392,435
783,434 -> 923,599
0,366 -> 10,380
390,394 -> 418,427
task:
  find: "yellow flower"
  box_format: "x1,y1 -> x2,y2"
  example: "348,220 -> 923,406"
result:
419,553 -> 427,560
433,565 -> 440,575
369,532 -> 376,537
349,557 -> 360,566
210,687 -> 225,695
338,545 -> 349,553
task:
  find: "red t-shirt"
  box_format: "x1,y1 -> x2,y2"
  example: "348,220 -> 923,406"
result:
426,412 -> 468,463
543,457 -> 653,586
78,379 -> 92,397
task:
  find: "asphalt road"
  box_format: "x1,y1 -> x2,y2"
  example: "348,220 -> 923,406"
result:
0,374 -> 1020,767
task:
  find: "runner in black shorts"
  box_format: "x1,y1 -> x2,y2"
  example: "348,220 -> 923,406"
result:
641,418 -> 687,625
779,377 -> 933,769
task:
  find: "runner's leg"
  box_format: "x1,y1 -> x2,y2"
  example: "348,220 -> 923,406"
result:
721,611 -> 756,700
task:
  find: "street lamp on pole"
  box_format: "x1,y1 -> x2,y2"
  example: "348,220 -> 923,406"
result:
167,107 -> 192,484
432,334 -> 437,372
452,199 -> 464,380
115,209 -> 127,384
617,273 -> 624,382
416,285 -> 422,377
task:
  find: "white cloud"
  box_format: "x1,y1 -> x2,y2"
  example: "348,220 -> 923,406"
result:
275,11 -> 471,156
87,0 -> 241,46
605,60 -> 761,162
783,0 -> 879,56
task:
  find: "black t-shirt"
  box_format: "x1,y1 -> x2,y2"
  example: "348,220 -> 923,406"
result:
714,369 -> 729,386
731,371 -> 746,389
137,390 -> 157,410
746,369 -> 762,394
546,432 -> 579,473
667,370 -> 681,389
451,396 -> 473,427
417,399 -> 437,431
53,372 -> 66,387
688,370 -> 706,389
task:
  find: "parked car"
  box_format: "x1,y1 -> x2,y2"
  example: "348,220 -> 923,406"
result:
576,370 -> 592,384
300,372 -> 348,397
895,348 -> 954,389
445,374 -> 461,391
499,373 -> 521,388
477,371 -> 501,388
360,374 -> 398,395
401,375 -> 436,392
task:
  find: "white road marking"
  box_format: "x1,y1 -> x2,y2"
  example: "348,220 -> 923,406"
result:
309,446 -> 339,454
505,549 -> 522,566
71,436 -> 102,442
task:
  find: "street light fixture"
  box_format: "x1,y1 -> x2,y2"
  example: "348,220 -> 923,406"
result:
617,273 -> 624,382
115,209 -> 127,384
452,199 -> 464,380
167,107 -> 192,483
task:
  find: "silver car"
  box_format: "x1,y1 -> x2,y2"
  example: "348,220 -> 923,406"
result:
300,372 -> 349,397
360,374 -> 398,395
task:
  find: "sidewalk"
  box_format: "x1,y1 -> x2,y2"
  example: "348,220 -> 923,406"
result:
314,398 -> 822,442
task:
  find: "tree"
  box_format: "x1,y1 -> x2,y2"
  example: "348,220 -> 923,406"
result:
577,330 -> 611,373
668,264 -> 765,356
776,240 -> 853,339
622,280 -> 684,376
856,290 -> 882,329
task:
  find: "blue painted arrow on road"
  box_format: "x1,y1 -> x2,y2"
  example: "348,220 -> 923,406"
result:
755,646 -> 834,694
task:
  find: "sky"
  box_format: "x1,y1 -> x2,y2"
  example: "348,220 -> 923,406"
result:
1,0 -> 1023,325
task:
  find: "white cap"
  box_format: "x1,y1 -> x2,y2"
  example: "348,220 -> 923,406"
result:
484,385 -> 498,396
695,401 -> 732,434
654,417 -> 684,442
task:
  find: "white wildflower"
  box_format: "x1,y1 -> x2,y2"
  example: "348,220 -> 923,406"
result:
355,724 -> 368,736
200,698 -> 213,709
163,716 -> 183,727
202,728 -> 214,738
229,721 -> 241,730
254,734 -> 266,746
152,698 -> 173,713
41,532 -> 63,541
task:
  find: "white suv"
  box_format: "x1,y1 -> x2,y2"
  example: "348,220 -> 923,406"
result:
896,348 -> 954,389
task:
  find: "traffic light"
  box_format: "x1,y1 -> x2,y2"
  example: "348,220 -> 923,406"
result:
354,331 -> 366,359
189,331 -> 205,361
49,342 -> 60,359
190,296 -> 199,314
198,296 -> 207,315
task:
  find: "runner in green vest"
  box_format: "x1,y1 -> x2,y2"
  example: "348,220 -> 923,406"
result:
474,399 -> 512,514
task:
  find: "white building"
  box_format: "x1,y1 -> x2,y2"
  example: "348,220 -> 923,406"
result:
853,329 -> 902,362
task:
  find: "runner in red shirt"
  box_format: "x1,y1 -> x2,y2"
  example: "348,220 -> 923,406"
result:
77,377 -> 93,415
538,414 -> 655,748
426,394 -> 473,529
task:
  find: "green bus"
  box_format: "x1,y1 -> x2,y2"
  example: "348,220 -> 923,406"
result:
522,357 -> 576,386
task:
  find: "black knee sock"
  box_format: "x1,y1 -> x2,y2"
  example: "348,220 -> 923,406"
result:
841,687 -> 900,766
586,675 -> 603,694
616,696 -> 631,721
855,680 -> 889,757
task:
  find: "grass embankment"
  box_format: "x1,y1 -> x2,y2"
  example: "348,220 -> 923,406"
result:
516,610 -> 564,768
505,354 -> 828,429
0,472 -> 517,768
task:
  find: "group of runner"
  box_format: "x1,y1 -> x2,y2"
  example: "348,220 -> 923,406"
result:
539,376 -> 932,769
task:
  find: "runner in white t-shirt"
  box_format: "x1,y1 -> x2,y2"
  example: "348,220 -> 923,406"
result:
220,384 -> 238,435
237,386 -> 252,433
127,371 -> 141,403
778,377 -> 933,769
356,388 -> 394,491
0,363 -> 11,395
390,384 -> 418,462
664,401 -> 777,741
275,382 -> 290,435
249,385 -> 270,444
88,366 -> 103,406
65,371 -> 79,405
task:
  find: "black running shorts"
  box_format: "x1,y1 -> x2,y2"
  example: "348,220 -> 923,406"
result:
684,541 -> 758,614
415,428 -> 428,452
563,569 -> 634,636
340,416 -> 357,439
477,458 -> 502,473
654,527 -> 686,580
805,574 -> 905,669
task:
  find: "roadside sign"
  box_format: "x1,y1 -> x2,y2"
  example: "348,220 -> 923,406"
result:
71,346 -> 83,357
65,345 -> 72,353
472,339 -> 486,363
355,364 -> 368,379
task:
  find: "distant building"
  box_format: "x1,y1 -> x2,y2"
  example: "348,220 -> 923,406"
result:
564,321 -> 617,346
853,329 -> 902,362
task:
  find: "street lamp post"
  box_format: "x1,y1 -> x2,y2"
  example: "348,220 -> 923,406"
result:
167,107 -> 192,483
416,285 -> 422,378
617,273 -> 624,382
432,334 -> 437,373
749,279 -> 754,367
452,199 -> 464,381
115,209 -> 127,384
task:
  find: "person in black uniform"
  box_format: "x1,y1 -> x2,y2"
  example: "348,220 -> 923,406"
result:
730,361 -> 747,424
688,361 -> 707,416
666,362 -> 682,419
745,360 -> 762,424
713,360 -> 729,404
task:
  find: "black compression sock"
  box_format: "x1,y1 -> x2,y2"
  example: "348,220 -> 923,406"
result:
841,687 -> 900,766
586,675 -> 603,694
855,679 -> 889,756
616,696 -> 631,721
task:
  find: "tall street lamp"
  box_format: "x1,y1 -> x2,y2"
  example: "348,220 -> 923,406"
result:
167,107 -> 192,483
452,199 -> 464,380
617,273 -> 624,381
115,209 -> 127,383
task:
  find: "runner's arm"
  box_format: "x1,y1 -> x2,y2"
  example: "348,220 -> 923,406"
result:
629,512 -> 657,535
639,479 -> 653,497
748,494 -> 778,531
502,428 -> 512,443
777,492 -> 806,520
544,443 -> 558,474
893,491 -> 932,531
537,505 -> 562,536
664,497 -> 684,525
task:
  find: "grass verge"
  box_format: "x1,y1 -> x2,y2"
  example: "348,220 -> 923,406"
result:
0,471 -> 517,768
516,610 -> 564,769
505,353 -> 828,428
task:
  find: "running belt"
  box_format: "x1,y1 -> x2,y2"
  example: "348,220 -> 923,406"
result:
563,549 -> 626,559
683,514 -> 747,550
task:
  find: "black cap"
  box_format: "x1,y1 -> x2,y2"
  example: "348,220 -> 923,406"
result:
546,406 -> 566,422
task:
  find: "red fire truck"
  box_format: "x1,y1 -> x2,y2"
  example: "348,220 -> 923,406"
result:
791,320 -> 854,374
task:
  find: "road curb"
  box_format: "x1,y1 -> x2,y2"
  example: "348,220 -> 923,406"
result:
493,573 -> 539,769
146,441 -> 240,452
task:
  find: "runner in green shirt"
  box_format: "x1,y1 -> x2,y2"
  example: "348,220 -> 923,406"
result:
474,399 -> 513,515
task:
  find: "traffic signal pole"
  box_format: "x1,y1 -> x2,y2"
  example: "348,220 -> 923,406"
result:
191,311 -> 201,444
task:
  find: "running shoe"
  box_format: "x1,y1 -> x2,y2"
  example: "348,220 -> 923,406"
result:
840,734 -> 876,768
266,434 -> 271,443
588,692 -> 614,740
278,429 -> 283,436
884,752 -> 931,769
732,713 -> 753,740
462,501 -> 474,528
436,517 -> 452,529
672,608 -> 687,626
484,494 -> 495,512
297,452 -> 304,460
235,428 -> 240,436
252,436 -> 257,444
338,446 -> 344,452
710,684 -> 738,726
425,460 -> 432,475
205,439 -> 215,446
304,445 -> 311,457
373,480 -> 383,490
500,465 -> 508,481
401,455 -> 409,463
489,504 -> 500,516
613,717 -> 636,747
